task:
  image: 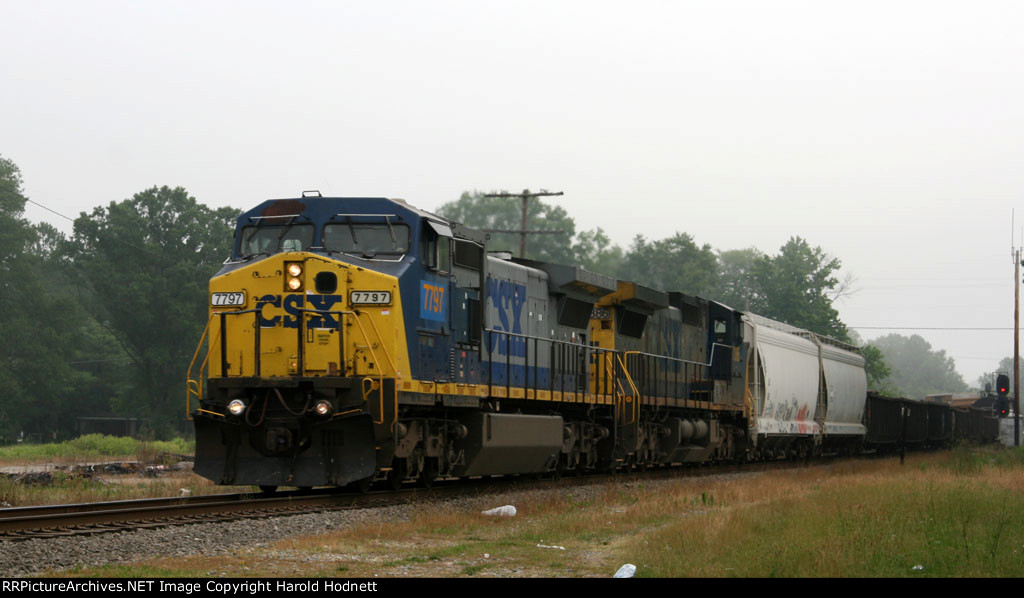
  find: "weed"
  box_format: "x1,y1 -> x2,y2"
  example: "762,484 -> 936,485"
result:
51,447 -> 1024,578
461,564 -> 488,576
0,434 -> 193,463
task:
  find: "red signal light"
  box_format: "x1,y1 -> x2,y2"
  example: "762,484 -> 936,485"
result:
997,374 -> 1010,397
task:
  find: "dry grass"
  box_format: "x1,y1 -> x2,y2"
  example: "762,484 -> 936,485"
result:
47,446 -> 1024,577
0,472 -> 243,506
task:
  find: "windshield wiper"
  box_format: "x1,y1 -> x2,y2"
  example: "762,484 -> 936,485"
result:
384,215 -> 397,248
240,251 -> 272,261
345,218 -> 358,246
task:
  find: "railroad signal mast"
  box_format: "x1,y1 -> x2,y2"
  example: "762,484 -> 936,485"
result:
481,189 -> 565,258
996,373 -> 1011,417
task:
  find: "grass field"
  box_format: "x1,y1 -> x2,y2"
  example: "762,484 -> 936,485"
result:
38,443 -> 1024,578
0,434 -> 192,463
0,435 -> 240,506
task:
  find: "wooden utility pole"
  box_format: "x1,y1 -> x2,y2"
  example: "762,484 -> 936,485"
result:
482,189 -> 565,258
1015,246 -> 1020,446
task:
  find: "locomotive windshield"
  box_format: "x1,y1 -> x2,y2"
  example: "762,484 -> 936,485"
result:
238,224 -> 314,257
323,223 -> 409,257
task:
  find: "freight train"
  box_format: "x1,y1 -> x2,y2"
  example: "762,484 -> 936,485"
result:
186,194 -> 992,492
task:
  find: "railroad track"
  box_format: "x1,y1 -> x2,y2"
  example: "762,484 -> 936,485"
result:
0,487 -> 417,541
0,457 -> 820,542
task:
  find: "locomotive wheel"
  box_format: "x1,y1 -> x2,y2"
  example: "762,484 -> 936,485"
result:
420,458 -> 438,488
353,476 -> 373,494
387,460 -> 407,492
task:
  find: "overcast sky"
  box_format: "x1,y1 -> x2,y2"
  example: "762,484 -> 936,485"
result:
3,0 -> 1021,388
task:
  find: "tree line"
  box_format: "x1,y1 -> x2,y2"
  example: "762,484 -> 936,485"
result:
0,155 -> 236,441
0,163 -> 973,442
439,191 -> 971,399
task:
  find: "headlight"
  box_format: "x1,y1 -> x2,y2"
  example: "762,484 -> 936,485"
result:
227,399 -> 246,416
314,400 -> 333,416
285,263 -> 303,291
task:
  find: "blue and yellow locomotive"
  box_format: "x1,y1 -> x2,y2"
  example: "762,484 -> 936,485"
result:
189,193 -> 872,491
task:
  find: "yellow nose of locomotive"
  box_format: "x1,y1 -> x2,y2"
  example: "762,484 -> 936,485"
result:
207,253 -> 349,378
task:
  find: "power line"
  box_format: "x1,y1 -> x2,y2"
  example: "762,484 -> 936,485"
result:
850,326 -> 1011,331
24,197 -> 76,222
21,195 -> 195,264
481,189 -> 569,257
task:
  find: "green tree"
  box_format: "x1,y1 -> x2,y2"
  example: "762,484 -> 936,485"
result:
438,190 -> 577,264
859,345 -> 895,393
847,331 -> 894,394
437,190 -> 627,274
752,237 -> 849,340
716,247 -> 765,310
571,227 -> 624,277
69,186 -> 238,436
867,334 -> 968,399
0,156 -> 96,441
618,232 -> 718,296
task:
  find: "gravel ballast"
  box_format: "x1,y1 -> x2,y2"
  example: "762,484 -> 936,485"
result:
0,481 -> 630,577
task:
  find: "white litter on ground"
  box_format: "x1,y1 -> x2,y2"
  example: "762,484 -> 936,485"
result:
614,564 -> 637,578
536,544 -> 566,550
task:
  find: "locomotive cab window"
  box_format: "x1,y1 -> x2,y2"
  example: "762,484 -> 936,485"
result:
421,221 -> 453,273
453,240 -> 483,271
714,318 -> 727,344
323,223 -> 409,258
239,224 -> 314,258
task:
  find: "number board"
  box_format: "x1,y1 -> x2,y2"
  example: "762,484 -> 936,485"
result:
211,292 -> 246,307
350,290 -> 392,305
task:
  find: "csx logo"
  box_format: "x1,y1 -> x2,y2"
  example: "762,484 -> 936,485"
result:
257,294 -> 342,328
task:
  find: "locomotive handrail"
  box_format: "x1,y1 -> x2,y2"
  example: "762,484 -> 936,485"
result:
605,352 -> 629,400
185,314 -> 222,421
186,305 -> 399,432
482,328 -> 621,403
622,342 -> 734,369
348,310 -> 399,432
615,352 -> 640,425
619,343 -> 733,407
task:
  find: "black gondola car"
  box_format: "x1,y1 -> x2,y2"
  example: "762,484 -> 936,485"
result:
954,405 -> 1000,444
864,393 -> 902,451
901,399 -> 930,448
926,401 -> 954,447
